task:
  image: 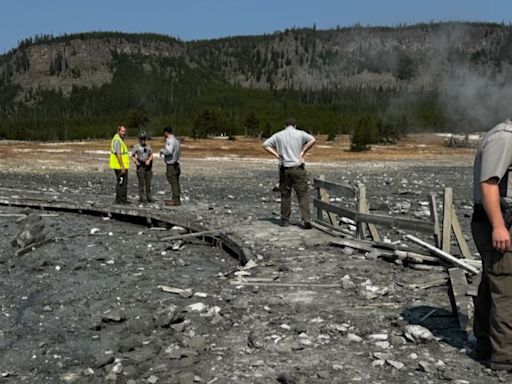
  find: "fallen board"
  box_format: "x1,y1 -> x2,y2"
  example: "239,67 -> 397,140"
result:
0,194 -> 248,265
448,267 -> 473,331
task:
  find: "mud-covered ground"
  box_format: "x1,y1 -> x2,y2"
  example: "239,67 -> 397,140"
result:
1,157 -> 509,383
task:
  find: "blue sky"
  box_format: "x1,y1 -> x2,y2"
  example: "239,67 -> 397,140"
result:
1,0 -> 511,53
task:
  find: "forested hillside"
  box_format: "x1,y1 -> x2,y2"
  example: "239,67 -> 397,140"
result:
1,22 -> 512,140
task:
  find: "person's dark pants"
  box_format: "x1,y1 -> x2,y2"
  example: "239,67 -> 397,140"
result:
114,170 -> 128,203
472,216 -> 512,365
279,165 -> 310,224
166,163 -> 181,203
136,167 -> 152,202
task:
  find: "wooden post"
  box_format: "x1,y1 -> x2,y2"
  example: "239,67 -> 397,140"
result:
356,184 -> 367,240
451,206 -> 473,259
442,188 -> 453,253
429,193 -> 441,248
316,176 -> 324,221
448,267 -> 473,331
317,175 -> 339,227
361,197 -> 380,241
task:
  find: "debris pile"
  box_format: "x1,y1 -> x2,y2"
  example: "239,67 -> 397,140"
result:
10,212 -> 47,250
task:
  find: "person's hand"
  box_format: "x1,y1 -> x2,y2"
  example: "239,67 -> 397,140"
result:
120,168 -> 127,175
492,225 -> 511,252
145,159 -> 151,166
135,160 -> 140,167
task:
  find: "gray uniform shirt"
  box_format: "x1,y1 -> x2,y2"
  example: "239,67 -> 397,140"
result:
132,143 -> 152,162
161,135 -> 180,165
263,126 -> 314,167
473,119 -> 512,203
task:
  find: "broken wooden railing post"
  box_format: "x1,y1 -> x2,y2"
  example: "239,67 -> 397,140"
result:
405,234 -> 479,275
448,267 -> 473,331
316,175 -> 339,228
428,193 -> 441,248
356,184 -> 367,240
442,187 -> 453,253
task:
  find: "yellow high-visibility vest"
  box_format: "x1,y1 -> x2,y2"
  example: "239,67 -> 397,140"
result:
109,133 -> 130,170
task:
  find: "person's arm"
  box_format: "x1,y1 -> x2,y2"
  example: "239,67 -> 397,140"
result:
300,137 -> 316,162
481,178 -> 510,252
263,145 -> 281,160
160,139 -> 174,156
146,153 -> 154,165
132,147 -> 140,167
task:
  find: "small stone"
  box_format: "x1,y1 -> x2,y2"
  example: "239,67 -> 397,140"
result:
102,309 -> 124,323
375,341 -> 390,349
386,360 -> 405,370
187,336 -> 207,353
317,371 -> 330,379
178,372 -> 194,384
112,362 -> 123,374
95,354 -> 114,368
390,335 -> 406,347
347,333 -> 363,343
418,361 -> 434,373
147,375 -> 158,384
368,333 -> 388,341
372,360 -> 385,367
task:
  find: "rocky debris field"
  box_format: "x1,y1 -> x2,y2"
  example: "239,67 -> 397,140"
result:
0,159 -> 510,384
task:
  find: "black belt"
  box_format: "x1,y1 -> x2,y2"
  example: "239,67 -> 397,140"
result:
281,164 -> 304,170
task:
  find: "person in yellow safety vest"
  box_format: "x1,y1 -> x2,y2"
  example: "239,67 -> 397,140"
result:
110,125 -> 130,204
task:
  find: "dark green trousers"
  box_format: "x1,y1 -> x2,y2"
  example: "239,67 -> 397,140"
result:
136,167 -> 152,201
166,163 -> 181,202
279,165 -> 310,223
114,170 -> 128,203
472,220 -> 512,364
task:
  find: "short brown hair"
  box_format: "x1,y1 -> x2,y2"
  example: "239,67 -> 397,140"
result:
285,118 -> 297,127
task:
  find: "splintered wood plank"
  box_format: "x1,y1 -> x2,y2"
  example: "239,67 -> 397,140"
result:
448,267 -> 473,331
406,234 -> 480,275
442,188 -> 453,253
356,185 -> 367,240
313,199 -> 436,233
312,178 -> 357,197
429,193 -> 441,248
361,197 -> 380,241
451,206 -> 473,259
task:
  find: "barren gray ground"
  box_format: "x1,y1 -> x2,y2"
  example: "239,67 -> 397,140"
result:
0,159 -> 508,383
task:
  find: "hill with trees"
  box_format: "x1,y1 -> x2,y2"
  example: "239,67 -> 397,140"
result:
1,22 -> 512,140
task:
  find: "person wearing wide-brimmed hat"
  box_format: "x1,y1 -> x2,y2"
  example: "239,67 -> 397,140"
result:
132,132 -> 154,203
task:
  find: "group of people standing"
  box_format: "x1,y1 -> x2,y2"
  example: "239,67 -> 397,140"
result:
109,125 -> 181,207
108,118 -> 316,228
108,117 -> 512,371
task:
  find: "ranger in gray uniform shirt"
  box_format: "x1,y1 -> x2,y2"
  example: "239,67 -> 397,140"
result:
132,132 -> 154,203
472,119 -> 512,370
263,118 -> 316,229
160,126 -> 181,206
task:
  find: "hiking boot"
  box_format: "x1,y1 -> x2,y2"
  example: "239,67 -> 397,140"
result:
303,222 -> 312,230
164,200 -> 181,207
280,219 -> 290,227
